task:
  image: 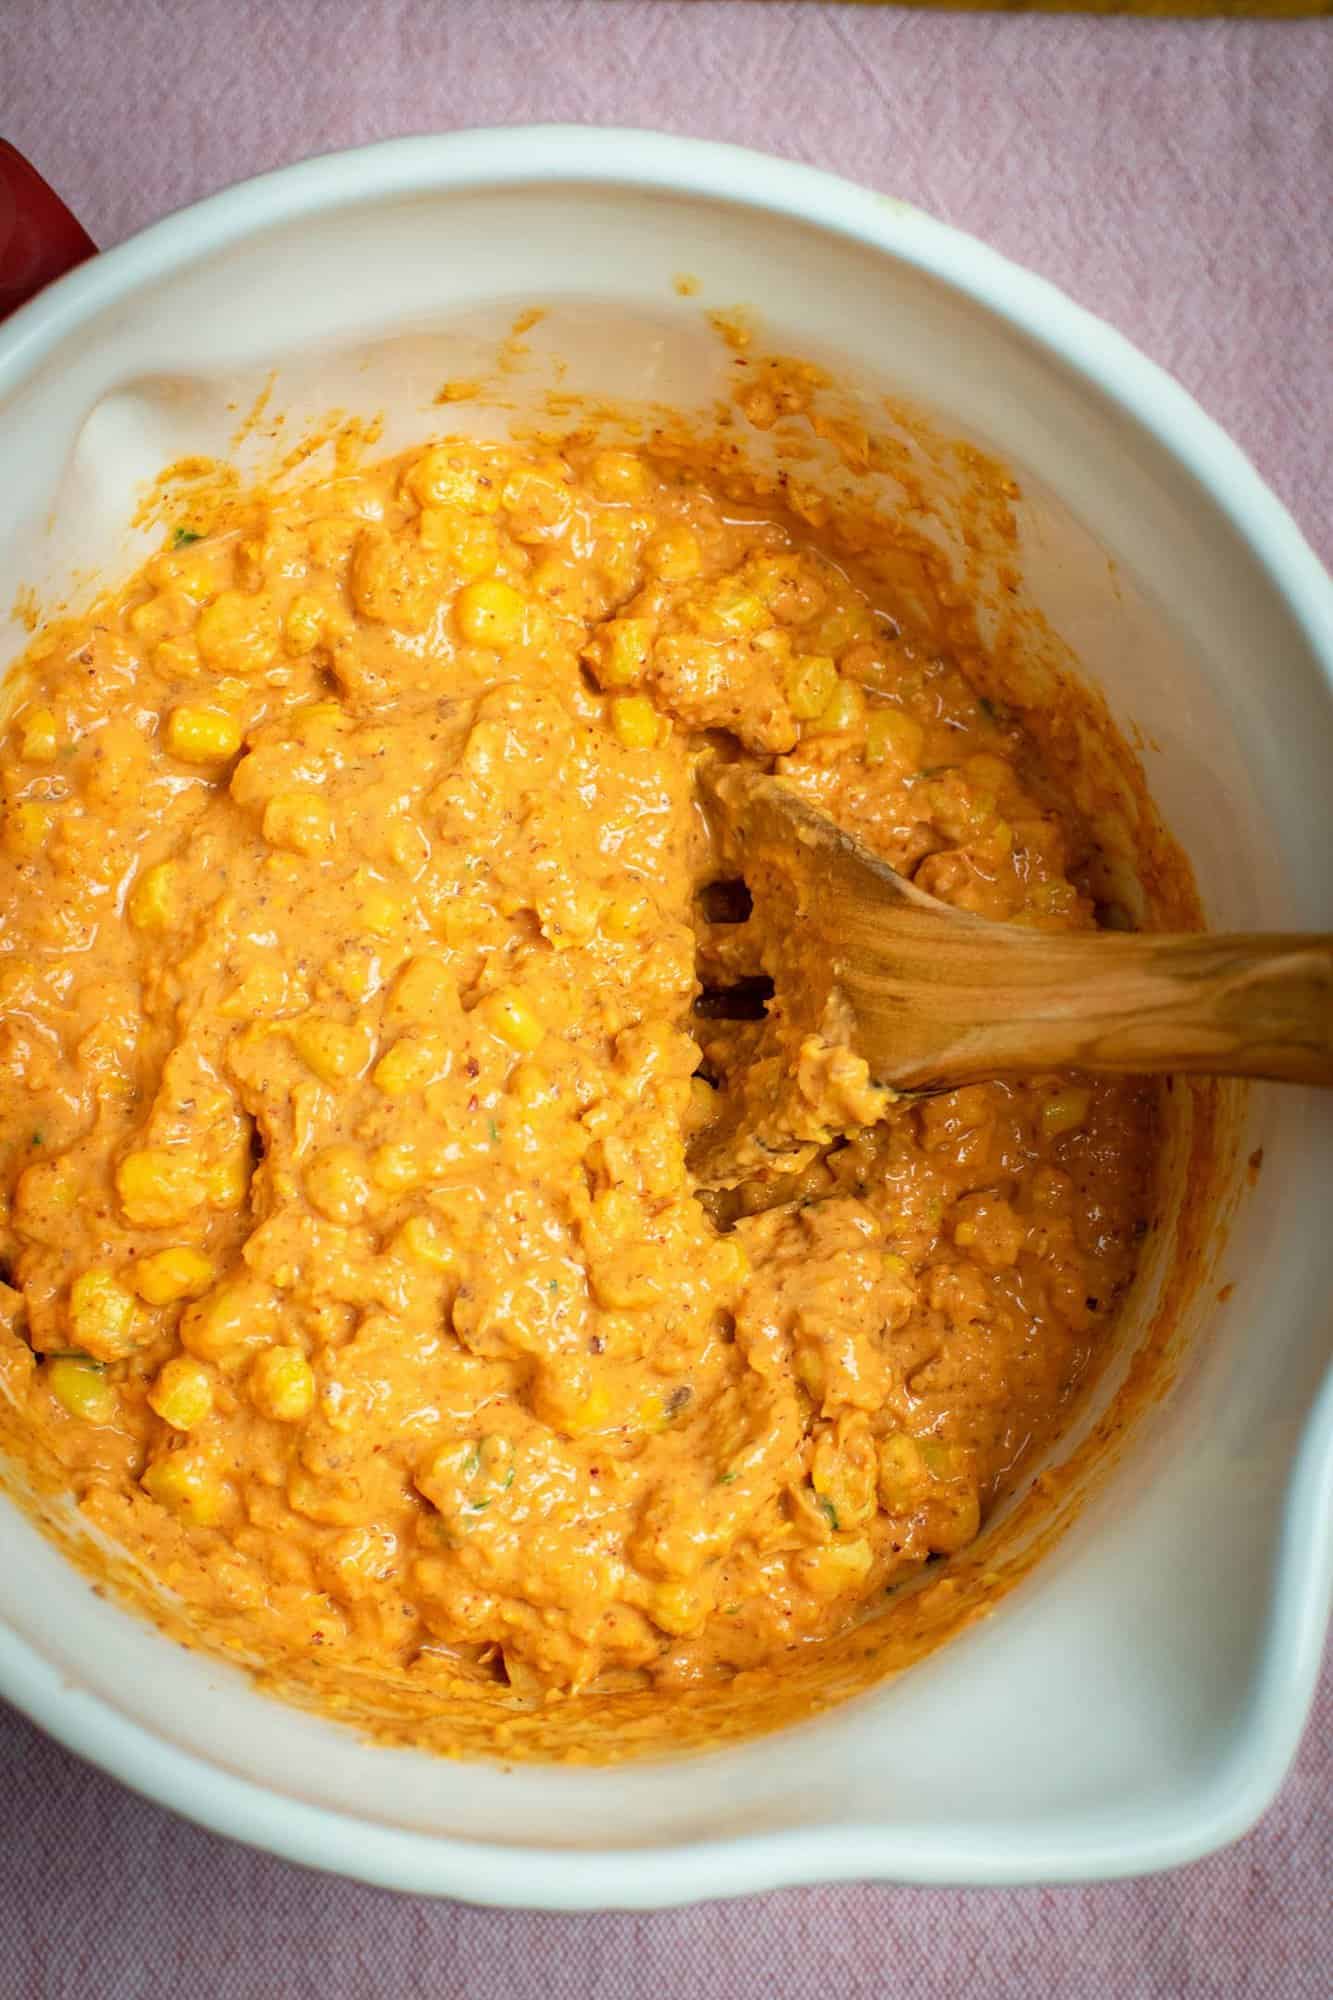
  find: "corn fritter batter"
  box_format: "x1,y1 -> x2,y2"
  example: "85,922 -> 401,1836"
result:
0,437 -> 1156,1707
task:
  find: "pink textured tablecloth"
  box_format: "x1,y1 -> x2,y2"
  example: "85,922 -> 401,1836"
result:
1,2 -> 1329,1992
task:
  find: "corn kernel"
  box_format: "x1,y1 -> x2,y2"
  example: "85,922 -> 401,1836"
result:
589,1260 -> 662,1311
609,694 -> 661,751
501,464 -> 572,541
304,1145 -> 370,1224
406,446 -> 503,514
166,705 -> 242,765
128,596 -> 175,645
813,603 -> 873,655
14,1158 -> 75,1221
47,1356 -> 116,1426
683,1074 -> 718,1134
600,894 -> 649,940
416,1431 -> 518,1518
262,790 -> 335,856
141,1451 -> 227,1526
795,1536 -> 874,1600
454,578 -> 526,648
877,1430 -> 927,1509
707,1233 -> 749,1290
396,1214 -> 456,1269
134,1246 -> 215,1306
587,618 -> 651,689
646,1391 -> 685,1436
293,700 -> 347,749
928,1482 -> 982,1553
250,1345 -> 316,1423
1040,1086 -> 1092,1139
116,1148 -> 207,1228
785,654 -> 838,721
368,1142 -> 424,1193
283,592 -> 327,656
865,707 -> 925,771
570,1384 -> 612,1431
919,1438 -> 957,1479
289,1016 -> 374,1085
388,817 -> 429,880
387,954 -> 455,1025
154,635 -> 202,678
353,878 -> 404,935
371,1031 -> 442,1097
156,551 -> 215,605
197,589 -> 276,675
710,585 -> 766,635
643,526 -> 701,582
478,988 -> 544,1054
652,1580 -> 709,1635
350,521 -> 442,629
206,1152 -> 250,1211
286,1464 -> 363,1526
148,1355 -> 214,1430
127,861 -> 177,932
508,1060 -> 547,1109
18,707 -> 58,762
68,1269 -> 138,1361
814,678 -> 865,734
3,802 -> 53,858
589,449 -> 651,501
322,942 -> 379,1004
418,510 -> 499,577
305,516 -> 358,570
178,1282 -> 264,1364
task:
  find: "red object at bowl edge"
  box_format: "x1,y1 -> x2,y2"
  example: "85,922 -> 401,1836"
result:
0,139 -> 97,323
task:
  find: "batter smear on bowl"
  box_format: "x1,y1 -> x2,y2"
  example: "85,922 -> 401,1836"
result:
0,433 -> 1159,1724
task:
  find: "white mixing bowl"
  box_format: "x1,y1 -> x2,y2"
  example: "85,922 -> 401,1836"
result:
0,128 -> 1329,1907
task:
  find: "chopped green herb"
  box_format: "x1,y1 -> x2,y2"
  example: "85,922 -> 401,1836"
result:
717,1470 -> 739,1486
487,1117 -> 501,1143
171,527 -> 202,548
816,1494 -> 840,1531
29,1132 -> 43,1147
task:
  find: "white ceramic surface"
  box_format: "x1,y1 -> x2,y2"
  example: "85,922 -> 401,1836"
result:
0,129 -> 1330,1908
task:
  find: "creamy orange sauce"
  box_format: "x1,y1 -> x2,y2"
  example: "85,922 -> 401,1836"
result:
0,430 -> 1161,1739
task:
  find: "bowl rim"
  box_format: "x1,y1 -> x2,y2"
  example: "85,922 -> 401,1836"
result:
1,123 -> 1330,1907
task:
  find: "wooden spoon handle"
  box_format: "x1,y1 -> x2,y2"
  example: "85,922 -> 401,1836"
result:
855,929 -> 1333,1090
703,764 -> 1333,1093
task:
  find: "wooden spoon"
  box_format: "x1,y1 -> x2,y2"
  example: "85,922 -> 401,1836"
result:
700,764 -> 1333,1096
